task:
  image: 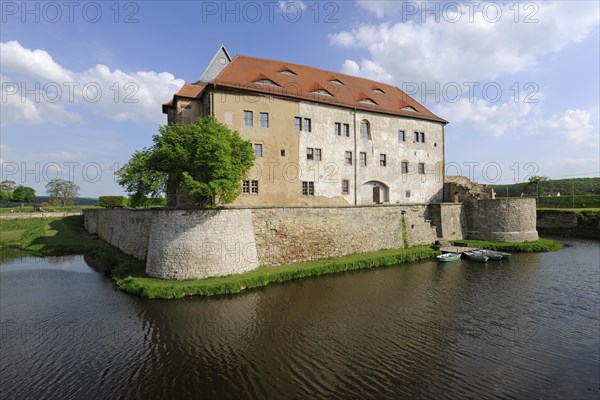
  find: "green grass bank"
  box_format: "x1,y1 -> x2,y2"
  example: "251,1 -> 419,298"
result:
1,216 -> 564,299
452,238 -> 564,252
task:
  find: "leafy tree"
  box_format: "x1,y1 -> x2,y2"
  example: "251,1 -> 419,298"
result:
527,175 -> 550,199
0,189 -> 11,206
0,180 -> 16,205
118,117 -> 255,207
0,180 -> 16,193
12,186 -> 36,204
116,149 -> 167,205
45,179 -> 80,206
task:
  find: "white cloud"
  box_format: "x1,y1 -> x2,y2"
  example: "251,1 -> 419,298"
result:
48,151 -> 83,160
435,97 -> 536,136
0,41 -> 185,126
331,2 -> 599,85
355,0 -> 411,19
278,1 -> 306,11
526,108 -> 598,143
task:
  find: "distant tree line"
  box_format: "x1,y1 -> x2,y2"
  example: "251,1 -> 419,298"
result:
491,177 -> 600,197
0,179 -> 80,207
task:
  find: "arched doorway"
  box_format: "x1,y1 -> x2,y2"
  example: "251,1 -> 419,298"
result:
361,181 -> 389,204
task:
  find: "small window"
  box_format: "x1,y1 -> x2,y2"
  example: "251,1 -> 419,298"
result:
307,148 -> 314,160
330,79 -> 343,85
380,154 -> 387,167
406,190 -> 411,198
418,163 -> 425,174
254,143 -> 263,157
314,148 -> 322,161
280,149 -> 286,157
342,180 -> 349,194
260,112 -> 269,128
280,69 -> 296,75
401,161 -> 409,174
414,131 -> 420,142
420,132 -> 425,143
359,98 -> 378,105
334,122 -> 341,136
242,180 -> 259,195
344,151 -> 352,166
402,106 -> 417,112
398,130 -> 405,142
254,79 -> 280,87
304,118 -> 311,132
244,110 -> 253,126
219,57 -> 227,65
372,88 -> 385,94
343,123 -> 350,137
312,89 -> 333,97
302,181 -> 315,196
359,152 -> 367,167
294,117 -> 302,131
360,120 -> 371,140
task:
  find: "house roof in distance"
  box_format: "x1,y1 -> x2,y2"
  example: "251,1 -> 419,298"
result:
165,52 -> 447,124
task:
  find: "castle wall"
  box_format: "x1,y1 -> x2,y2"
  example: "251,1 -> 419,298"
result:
466,199 -> 538,242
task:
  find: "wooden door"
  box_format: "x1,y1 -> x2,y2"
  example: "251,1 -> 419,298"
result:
373,187 -> 380,204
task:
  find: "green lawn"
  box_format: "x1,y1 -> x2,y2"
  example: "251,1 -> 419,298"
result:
452,238 -> 564,252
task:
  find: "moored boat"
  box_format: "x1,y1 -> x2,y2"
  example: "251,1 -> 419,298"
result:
463,251 -> 489,263
437,253 -> 461,263
475,250 -> 503,261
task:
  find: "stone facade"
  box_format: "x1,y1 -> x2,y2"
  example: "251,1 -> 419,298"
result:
84,199 -> 538,280
536,210 -> 578,229
84,205 -> 437,279
466,199 -> 538,242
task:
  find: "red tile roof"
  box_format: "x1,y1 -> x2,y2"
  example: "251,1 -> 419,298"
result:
164,55 -> 447,124
211,55 -> 447,124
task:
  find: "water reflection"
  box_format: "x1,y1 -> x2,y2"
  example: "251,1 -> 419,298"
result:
1,239 -> 598,399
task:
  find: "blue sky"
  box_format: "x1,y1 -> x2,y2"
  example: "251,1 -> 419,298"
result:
1,0 -> 599,197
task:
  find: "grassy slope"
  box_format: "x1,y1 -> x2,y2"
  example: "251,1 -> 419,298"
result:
453,238 -> 564,252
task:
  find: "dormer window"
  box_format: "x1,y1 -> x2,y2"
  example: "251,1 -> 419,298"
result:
402,106 -> 417,112
359,98 -> 378,105
372,88 -> 385,94
254,79 -> 280,87
312,89 -> 333,97
330,79 -> 344,85
279,69 -> 296,75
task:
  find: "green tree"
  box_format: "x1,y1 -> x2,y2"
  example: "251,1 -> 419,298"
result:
116,149 -> 167,205
0,189 -> 11,206
527,175 -> 550,199
45,179 -> 80,206
118,117 -> 255,207
12,186 -> 36,204
0,180 -> 16,206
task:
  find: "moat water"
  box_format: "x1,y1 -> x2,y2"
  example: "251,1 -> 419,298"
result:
1,239 -> 599,399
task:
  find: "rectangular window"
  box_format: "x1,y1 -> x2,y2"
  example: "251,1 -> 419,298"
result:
242,180 -> 258,194
260,112 -> 269,128
420,132 -> 425,143
302,181 -> 315,196
334,122 -> 341,136
244,110 -> 253,126
380,154 -> 387,167
294,117 -> 302,131
406,190 -> 411,198
418,163 -> 425,174
307,147 -> 314,160
342,179 -> 349,194
398,130 -> 405,142
359,152 -> 367,167
254,143 -> 263,157
345,151 -> 352,166
414,131 -> 419,142
280,149 -> 286,157
304,118 -> 312,132
314,148 -> 322,161
401,161 -> 409,173
343,123 -> 350,137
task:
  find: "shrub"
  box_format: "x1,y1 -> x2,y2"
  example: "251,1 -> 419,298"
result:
98,196 -> 128,208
